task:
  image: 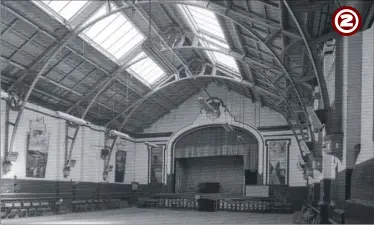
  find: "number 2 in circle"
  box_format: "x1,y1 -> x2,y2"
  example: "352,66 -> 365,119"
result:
340,14 -> 353,27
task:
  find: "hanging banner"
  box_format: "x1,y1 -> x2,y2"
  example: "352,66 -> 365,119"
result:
26,120 -> 50,178
149,146 -> 164,184
266,139 -> 290,185
115,150 -> 127,183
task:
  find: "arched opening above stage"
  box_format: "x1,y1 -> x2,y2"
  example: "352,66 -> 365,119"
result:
171,125 -> 260,194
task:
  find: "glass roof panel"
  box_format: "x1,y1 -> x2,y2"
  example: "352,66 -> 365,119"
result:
188,6 -> 225,39
59,1 -> 89,20
100,21 -> 131,49
181,5 -> 240,75
212,52 -> 239,72
40,0 -> 89,20
81,2 -> 145,61
202,34 -> 229,49
127,52 -> 166,85
33,1 -> 145,62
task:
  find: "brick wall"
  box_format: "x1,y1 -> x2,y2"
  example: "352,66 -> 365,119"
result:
319,25 -> 374,223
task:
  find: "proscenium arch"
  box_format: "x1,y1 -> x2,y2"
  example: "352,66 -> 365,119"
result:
166,123 -> 265,185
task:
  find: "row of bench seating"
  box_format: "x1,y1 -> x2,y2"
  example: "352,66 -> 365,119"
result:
1,198 -> 122,219
138,198 -> 293,213
1,200 -> 52,219
71,199 -> 121,212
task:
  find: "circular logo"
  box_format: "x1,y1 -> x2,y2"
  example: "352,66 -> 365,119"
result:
332,6 -> 362,36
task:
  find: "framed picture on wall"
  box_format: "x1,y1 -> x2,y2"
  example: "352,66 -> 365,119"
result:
265,139 -> 290,185
148,145 -> 165,185
26,120 -> 50,178
115,150 -> 126,183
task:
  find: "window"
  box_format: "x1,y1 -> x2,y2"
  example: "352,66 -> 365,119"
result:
34,0 -> 89,21
127,52 -> 166,86
82,3 -> 145,61
179,5 -> 240,75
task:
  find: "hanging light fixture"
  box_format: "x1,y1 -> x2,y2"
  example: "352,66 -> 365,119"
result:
103,171 -> 109,181
109,130 -> 130,139
56,111 -> 89,126
63,167 -> 70,178
1,90 -> 9,99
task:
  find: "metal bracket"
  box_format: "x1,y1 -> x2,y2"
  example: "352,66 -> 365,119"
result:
102,133 -> 118,181
2,104 -> 19,174
63,121 -> 80,178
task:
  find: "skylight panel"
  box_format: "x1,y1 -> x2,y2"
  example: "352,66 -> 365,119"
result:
213,53 -> 239,71
82,2 -> 145,61
127,52 -> 166,85
181,5 -> 240,74
187,6 -> 225,39
33,1 -> 144,62
39,0 -> 89,20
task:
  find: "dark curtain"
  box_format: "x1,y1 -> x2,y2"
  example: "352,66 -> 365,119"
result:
174,126 -> 258,171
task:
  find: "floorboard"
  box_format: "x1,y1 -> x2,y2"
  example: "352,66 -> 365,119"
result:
2,208 -> 293,224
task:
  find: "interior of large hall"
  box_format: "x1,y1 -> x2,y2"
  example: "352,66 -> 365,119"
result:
1,0 -> 374,224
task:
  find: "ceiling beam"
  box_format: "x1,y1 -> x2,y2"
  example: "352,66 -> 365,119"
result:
127,1 -> 193,78
105,73 -> 280,128
283,0 -> 330,110
224,2 -> 259,103
290,1 -> 331,13
0,2 -> 171,119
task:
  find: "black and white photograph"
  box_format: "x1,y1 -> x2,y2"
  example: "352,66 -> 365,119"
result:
1,0 -> 374,224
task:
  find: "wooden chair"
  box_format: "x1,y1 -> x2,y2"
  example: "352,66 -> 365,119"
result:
103,199 -> 110,209
1,202 -> 6,219
80,200 -> 87,212
312,217 -> 321,224
31,201 -> 42,216
13,201 -> 22,218
3,202 -> 15,219
71,200 -> 79,213
86,199 -> 94,211
5,202 -> 18,219
93,199 -> 99,211
40,201 -> 51,215
108,199 -> 114,209
21,201 -> 31,217
28,202 -> 37,217
97,199 -> 104,210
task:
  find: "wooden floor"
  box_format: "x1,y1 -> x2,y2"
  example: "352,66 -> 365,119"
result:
2,207 -> 293,224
